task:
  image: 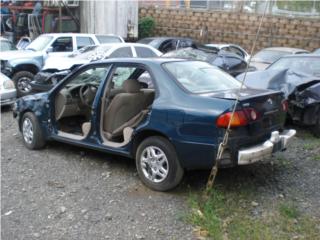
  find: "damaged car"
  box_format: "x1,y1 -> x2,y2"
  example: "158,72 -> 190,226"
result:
14,58 -> 295,191
163,47 -> 250,77
238,54 -> 320,137
30,43 -> 162,93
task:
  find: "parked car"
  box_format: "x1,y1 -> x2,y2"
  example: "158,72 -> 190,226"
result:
250,47 -> 310,70
0,33 -> 124,96
137,37 -> 197,53
0,37 -> 16,51
13,58 -> 295,191
30,43 -> 162,93
205,43 -> 250,62
163,47 -> 250,76
0,72 -> 16,106
313,48 -> 320,54
237,54 -> 320,137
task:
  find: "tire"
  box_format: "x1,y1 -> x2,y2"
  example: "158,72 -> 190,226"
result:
12,71 -> 35,97
21,112 -> 46,150
136,136 -> 184,191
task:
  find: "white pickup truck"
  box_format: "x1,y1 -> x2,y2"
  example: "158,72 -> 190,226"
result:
0,33 -> 124,96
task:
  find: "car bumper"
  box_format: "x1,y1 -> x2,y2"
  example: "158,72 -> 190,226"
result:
0,89 -> 17,106
237,129 -> 296,165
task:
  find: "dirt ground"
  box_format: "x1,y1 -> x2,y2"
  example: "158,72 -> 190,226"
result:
1,106 -> 320,239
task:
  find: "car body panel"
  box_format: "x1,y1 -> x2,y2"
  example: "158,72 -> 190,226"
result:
14,58 -> 289,169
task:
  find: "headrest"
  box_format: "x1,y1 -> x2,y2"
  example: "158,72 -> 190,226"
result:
122,79 -> 141,93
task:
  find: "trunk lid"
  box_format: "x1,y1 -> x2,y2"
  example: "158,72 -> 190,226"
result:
201,88 -> 286,134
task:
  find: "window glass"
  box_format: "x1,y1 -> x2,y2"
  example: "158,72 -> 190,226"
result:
164,61 -> 242,93
268,57 -> 320,76
228,46 -> 244,58
96,35 -> 122,43
0,41 -> 16,51
252,50 -> 289,64
66,67 -> 109,88
26,35 -> 53,51
51,37 -> 73,52
138,71 -> 154,88
111,67 -> 136,88
160,40 -> 177,53
109,47 -> 133,58
135,46 -> 158,58
76,37 -> 95,49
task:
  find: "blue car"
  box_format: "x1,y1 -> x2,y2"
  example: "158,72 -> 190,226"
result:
13,58 -> 296,191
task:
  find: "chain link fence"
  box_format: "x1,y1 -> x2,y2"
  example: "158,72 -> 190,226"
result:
140,1 -> 320,18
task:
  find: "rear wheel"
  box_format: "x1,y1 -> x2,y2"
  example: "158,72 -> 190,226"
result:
21,112 -> 46,149
136,136 -> 184,191
13,71 -> 34,96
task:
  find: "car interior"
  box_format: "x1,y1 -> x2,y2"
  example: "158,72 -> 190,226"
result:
99,66 -> 155,147
54,65 -> 155,146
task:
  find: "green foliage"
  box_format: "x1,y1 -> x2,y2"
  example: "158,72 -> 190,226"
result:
187,189 -> 320,240
138,16 -> 155,39
276,1 -> 320,13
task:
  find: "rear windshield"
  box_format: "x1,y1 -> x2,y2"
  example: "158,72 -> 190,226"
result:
268,57 -> 320,76
74,45 -> 112,60
252,50 -> 289,64
164,61 -> 242,93
96,35 -> 122,43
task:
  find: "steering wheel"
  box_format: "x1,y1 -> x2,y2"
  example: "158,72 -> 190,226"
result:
79,84 -> 98,107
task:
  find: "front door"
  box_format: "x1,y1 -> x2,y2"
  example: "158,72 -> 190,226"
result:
52,65 -> 110,140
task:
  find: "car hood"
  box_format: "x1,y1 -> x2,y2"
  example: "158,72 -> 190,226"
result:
237,68 -> 320,98
43,56 -> 89,71
0,50 -> 42,60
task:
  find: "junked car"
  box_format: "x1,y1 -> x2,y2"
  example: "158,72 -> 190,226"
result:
163,47 -> 250,76
205,43 -> 250,62
14,58 -> 295,191
237,54 -> 320,137
30,43 -> 162,93
0,33 -> 124,96
250,47 -> 310,70
0,72 -> 16,106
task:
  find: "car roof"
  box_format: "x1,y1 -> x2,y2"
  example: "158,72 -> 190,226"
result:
140,37 -> 193,41
260,47 -> 309,53
94,57 -> 189,65
40,33 -> 121,38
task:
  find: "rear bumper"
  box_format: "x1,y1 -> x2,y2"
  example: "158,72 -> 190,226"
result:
238,129 -> 296,165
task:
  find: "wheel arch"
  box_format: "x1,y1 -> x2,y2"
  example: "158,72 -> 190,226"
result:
12,64 -> 40,75
131,129 -> 170,158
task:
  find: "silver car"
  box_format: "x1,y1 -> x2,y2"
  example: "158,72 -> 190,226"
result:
0,73 -> 16,106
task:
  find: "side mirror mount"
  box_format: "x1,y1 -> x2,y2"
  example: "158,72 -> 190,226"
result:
46,46 -> 53,53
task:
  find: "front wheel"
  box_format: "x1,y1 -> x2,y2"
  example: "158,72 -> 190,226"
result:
136,136 -> 184,191
21,112 -> 46,149
13,71 -> 35,97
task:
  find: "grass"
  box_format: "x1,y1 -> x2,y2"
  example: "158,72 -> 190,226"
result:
314,155 -> 320,161
186,189 -> 320,240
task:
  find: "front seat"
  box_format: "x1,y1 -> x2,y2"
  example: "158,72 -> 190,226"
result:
103,79 -> 152,140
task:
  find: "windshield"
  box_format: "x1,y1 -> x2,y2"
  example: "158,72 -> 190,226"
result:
74,45 -> 112,60
252,50 -> 289,64
164,61 -> 242,93
0,40 -> 16,51
163,48 -> 218,62
26,35 -> 53,51
268,57 -> 320,76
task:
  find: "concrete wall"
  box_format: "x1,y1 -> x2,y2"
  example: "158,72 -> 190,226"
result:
80,0 -> 138,38
139,6 -> 320,52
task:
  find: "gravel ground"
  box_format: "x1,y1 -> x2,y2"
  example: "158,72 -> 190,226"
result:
2,107 -> 320,239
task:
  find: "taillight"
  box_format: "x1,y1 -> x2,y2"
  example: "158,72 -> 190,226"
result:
216,111 -> 248,128
281,100 -> 288,112
216,108 -> 260,128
